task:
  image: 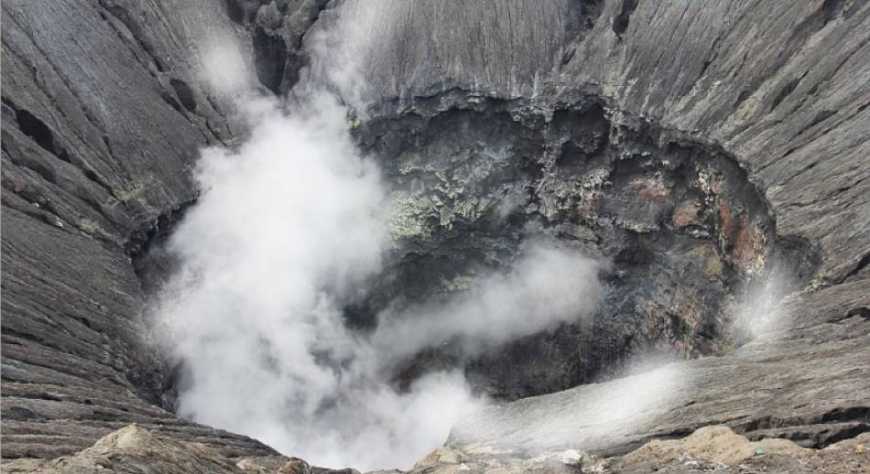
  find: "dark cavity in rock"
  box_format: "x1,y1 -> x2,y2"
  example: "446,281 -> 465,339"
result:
253,26 -> 288,95
346,93 -> 819,400
134,92 -> 819,407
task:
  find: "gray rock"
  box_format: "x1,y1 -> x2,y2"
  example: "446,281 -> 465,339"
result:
0,424 -> 354,473
330,0 -> 870,449
449,283 -> 870,454
2,0 -> 869,470
1,0 -> 277,460
373,425 -> 870,473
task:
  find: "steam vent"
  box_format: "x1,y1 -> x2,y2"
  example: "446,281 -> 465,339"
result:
2,1 -> 869,473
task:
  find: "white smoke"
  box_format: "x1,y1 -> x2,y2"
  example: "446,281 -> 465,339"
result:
450,358 -> 691,454
156,142 -> 600,466
199,33 -> 252,97
546,363 -> 688,449
152,7 -> 603,470
373,245 -> 601,362
298,0 -> 394,111
730,265 -> 793,343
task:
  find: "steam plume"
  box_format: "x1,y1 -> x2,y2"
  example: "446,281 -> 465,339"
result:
153,5 -> 605,469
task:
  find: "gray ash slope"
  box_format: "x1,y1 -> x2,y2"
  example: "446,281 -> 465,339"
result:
1,0 -> 869,467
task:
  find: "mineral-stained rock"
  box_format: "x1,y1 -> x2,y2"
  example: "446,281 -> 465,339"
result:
355,93 -> 811,397
2,0 -> 869,470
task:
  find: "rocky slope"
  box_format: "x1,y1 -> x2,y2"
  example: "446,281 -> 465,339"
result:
1,424 -> 341,474
2,0 -> 278,460
3,423 -> 867,473
415,425 -> 870,473
2,0 -> 869,470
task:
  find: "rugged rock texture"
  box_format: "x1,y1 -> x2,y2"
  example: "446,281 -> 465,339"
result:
408,425 -> 869,473
333,0 -> 869,285
1,0 -> 286,461
1,424 -> 352,473
2,0 -> 869,470
5,424 -> 866,473
355,93 -> 817,399
449,284 -> 870,454
337,0 -> 869,450
223,0 -> 328,95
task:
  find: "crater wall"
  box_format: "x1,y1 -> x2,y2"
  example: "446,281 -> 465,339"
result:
1,0 -> 868,465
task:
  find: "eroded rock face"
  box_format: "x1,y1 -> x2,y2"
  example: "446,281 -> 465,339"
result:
351,94 -> 817,399
8,424 -> 864,474
0,0 -> 281,461
222,0 -> 328,95
2,0 -> 869,469
0,424 -> 352,474
409,425 -> 870,474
